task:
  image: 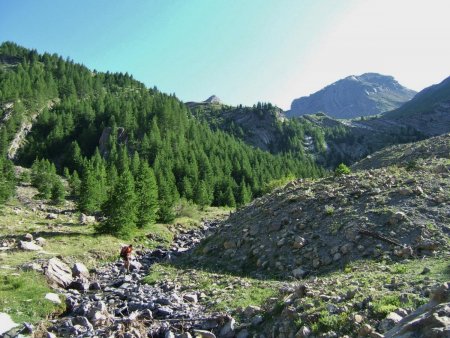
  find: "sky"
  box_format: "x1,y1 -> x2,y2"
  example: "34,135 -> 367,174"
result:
1,0 -> 449,110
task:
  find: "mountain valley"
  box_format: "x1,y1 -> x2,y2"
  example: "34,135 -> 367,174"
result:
1,42 -> 450,338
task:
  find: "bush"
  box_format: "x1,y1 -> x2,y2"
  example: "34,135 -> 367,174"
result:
335,163 -> 351,176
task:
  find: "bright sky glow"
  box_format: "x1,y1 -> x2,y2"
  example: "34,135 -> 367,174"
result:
1,0 -> 449,109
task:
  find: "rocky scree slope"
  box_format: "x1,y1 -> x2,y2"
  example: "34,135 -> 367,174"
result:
353,133 -> 450,171
193,159 -> 450,279
287,73 -> 416,119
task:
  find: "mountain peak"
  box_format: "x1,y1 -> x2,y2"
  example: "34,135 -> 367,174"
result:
204,95 -> 222,104
287,73 -> 416,119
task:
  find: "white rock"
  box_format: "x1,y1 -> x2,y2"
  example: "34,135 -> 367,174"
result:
19,241 -> 43,251
0,312 -> 19,335
45,293 -> 61,304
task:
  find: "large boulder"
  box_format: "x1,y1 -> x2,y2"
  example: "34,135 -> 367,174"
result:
385,282 -> 450,337
44,258 -> 73,288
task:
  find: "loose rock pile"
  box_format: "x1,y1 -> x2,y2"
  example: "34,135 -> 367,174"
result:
195,158 -> 450,279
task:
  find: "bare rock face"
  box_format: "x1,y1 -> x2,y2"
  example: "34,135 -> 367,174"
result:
204,95 -> 222,104
44,257 -> 73,289
287,73 -> 416,119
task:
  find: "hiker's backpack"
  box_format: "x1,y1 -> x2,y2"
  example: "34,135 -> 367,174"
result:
120,246 -> 128,259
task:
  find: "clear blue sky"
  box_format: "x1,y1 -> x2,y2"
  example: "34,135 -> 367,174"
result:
1,0 -> 449,109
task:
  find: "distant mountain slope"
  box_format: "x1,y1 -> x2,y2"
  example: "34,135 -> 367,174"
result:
287,73 -> 416,119
190,101 -> 289,152
378,76 -> 450,136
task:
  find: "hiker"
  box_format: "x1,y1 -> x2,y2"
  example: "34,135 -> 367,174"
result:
120,244 -> 133,273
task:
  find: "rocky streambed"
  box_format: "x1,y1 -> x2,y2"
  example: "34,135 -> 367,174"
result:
15,220 -> 240,338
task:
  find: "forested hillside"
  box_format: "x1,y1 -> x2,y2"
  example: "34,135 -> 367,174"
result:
0,42 -> 324,231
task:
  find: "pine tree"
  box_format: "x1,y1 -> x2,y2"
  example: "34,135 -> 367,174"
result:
157,174 -> 175,223
194,180 -> 210,209
51,177 -> 66,205
98,169 -> 137,237
236,179 -> 252,207
78,163 -> 100,213
135,162 -> 158,228
69,170 -> 81,196
0,157 -> 15,204
224,186 -> 236,208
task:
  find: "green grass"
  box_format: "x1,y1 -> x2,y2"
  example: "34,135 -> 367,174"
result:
0,272 -> 65,323
143,263 -> 279,315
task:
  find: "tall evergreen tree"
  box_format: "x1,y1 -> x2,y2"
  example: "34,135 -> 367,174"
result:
135,162 -> 158,228
98,169 -> 137,237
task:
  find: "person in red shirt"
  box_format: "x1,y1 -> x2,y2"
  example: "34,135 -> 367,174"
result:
120,244 -> 133,273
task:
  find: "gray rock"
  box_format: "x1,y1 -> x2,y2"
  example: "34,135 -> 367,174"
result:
72,262 -> 90,279
295,326 -> 311,338
379,312 -> 403,333
293,236 -> 306,249
388,211 -> 408,225
19,240 -> 42,251
156,306 -> 174,317
79,213 -> 96,225
44,257 -> 73,288
243,305 -> 261,318
45,293 -> 61,304
130,260 -> 142,271
89,281 -> 102,290
68,278 -> 90,291
35,237 -> 46,246
183,293 -> 198,303
72,316 -> 94,332
0,313 -> 19,335
46,213 -> 58,220
220,317 -> 235,337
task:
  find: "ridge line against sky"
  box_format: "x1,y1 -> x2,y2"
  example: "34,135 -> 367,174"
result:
1,0 -> 450,110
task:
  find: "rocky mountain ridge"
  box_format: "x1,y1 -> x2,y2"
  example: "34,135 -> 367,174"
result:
287,73 -> 416,119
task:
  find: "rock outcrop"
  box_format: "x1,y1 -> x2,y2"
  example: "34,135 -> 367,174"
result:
385,283 -> 450,337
